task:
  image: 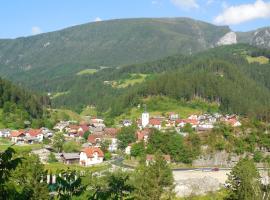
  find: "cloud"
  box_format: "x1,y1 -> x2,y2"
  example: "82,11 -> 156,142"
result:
171,0 -> 199,9
31,26 -> 42,35
214,0 -> 270,25
94,17 -> 102,22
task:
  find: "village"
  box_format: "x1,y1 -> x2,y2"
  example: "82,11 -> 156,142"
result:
0,110 -> 242,168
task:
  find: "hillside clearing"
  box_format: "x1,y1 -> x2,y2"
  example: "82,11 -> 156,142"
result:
246,55 -> 269,64
76,69 -> 98,75
113,74 -> 149,88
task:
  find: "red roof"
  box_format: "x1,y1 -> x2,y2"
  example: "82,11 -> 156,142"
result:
149,118 -> 161,126
11,130 -> 25,137
79,125 -> 89,132
82,147 -> 104,158
176,119 -> 198,125
227,118 -> 240,126
88,134 -> 103,144
27,129 -> 42,137
137,129 -> 151,141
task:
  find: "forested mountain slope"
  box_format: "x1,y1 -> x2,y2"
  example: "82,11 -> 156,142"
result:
0,78 -> 48,128
51,44 -> 270,120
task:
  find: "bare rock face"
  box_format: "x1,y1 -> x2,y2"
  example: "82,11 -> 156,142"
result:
252,28 -> 270,48
216,32 -> 237,46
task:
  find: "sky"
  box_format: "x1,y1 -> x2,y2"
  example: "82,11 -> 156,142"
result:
0,0 -> 269,38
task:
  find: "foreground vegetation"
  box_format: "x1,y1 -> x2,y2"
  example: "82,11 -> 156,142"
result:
1,145 -> 270,200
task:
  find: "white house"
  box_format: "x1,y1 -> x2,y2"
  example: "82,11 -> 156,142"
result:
0,129 -> 11,138
125,145 -> 131,155
108,138 -> 118,152
25,129 -> 44,143
80,147 -> 104,166
11,130 -> 25,144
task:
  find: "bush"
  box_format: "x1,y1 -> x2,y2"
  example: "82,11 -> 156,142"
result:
253,151 -> 263,163
104,152 -> 112,160
63,141 -> 81,153
48,152 -> 58,163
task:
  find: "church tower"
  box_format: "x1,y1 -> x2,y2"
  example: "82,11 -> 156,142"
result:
141,105 -> 149,128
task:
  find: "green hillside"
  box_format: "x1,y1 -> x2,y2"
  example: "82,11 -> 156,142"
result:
52,44 -> 270,120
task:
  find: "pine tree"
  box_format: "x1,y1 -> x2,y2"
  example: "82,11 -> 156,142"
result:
226,158 -> 262,200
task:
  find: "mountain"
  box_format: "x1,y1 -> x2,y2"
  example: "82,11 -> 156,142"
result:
0,17 -> 231,87
0,17 -> 269,92
237,27 -> 270,49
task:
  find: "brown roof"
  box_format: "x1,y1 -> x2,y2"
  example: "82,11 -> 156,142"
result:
104,128 -> 119,137
82,147 -> 104,158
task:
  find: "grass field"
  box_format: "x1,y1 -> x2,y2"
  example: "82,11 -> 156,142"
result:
76,69 -> 98,75
246,55 -> 269,64
175,190 -> 227,200
0,143 -> 43,152
45,162 -> 110,173
115,96 -> 219,122
50,109 -> 82,122
113,74 -> 149,88
80,106 -> 98,117
51,91 -> 70,99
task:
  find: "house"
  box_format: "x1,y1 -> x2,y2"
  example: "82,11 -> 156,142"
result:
0,129 -> 11,138
137,129 -> 151,142
41,127 -> 54,138
78,125 -> 89,136
164,120 -> 176,128
80,147 -> 104,166
89,124 -> 105,133
227,118 -> 242,127
122,120 -> 132,127
146,154 -> 171,165
53,121 -> 70,132
10,130 -> 25,144
88,134 -> 103,146
61,153 -> 80,164
169,112 -> 179,120
104,128 -> 119,152
125,144 -> 132,155
90,118 -> 104,124
176,119 -> 198,129
88,128 -> 119,151
25,129 -> 44,143
149,118 -> 162,130
197,123 -> 214,131
66,125 -> 80,135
